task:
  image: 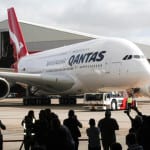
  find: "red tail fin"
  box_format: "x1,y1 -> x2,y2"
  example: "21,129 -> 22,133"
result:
7,7 -> 29,61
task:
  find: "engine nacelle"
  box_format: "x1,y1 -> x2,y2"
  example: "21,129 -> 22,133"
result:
0,78 -> 10,99
134,85 -> 150,97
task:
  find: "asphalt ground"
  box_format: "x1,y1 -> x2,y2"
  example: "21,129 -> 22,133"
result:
0,98 -> 149,150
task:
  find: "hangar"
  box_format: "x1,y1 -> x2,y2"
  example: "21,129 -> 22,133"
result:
0,19 -> 93,68
0,19 -> 150,68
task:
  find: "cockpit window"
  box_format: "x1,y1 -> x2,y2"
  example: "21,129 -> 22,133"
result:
123,55 -> 128,60
123,55 -> 144,60
128,55 -> 132,59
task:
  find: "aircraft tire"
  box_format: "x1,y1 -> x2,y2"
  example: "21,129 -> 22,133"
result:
111,100 -> 117,110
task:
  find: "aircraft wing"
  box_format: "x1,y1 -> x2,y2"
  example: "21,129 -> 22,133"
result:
0,72 -> 74,92
0,68 -> 15,72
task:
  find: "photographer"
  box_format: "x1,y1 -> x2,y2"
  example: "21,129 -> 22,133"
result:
21,110 -> 36,150
124,107 -> 143,134
63,109 -> 82,150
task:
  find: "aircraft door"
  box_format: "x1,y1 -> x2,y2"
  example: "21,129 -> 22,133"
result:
109,62 -> 122,81
111,62 -> 121,75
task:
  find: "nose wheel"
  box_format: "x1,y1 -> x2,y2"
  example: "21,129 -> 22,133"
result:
111,100 -> 117,110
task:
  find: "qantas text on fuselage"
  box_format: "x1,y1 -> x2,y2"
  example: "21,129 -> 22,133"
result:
68,50 -> 106,66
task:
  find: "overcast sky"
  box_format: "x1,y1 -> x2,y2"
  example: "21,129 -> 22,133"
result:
1,0 -> 150,45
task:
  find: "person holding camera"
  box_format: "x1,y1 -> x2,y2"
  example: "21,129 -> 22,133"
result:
124,108 -> 143,135
63,109 -> 83,150
21,110 -> 36,150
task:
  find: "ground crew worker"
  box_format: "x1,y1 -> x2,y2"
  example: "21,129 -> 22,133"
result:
127,94 -> 133,111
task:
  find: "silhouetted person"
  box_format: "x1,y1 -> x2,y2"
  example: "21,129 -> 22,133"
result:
98,109 -> 119,150
139,116 -> 150,150
33,110 -> 49,150
126,133 -> 143,150
63,109 -> 82,150
110,142 -> 122,150
51,117 -> 75,150
0,120 -> 6,150
132,107 -> 147,120
124,107 -> 143,144
86,118 -> 101,150
31,146 -> 45,150
129,106 -> 150,148
22,110 -> 36,150
44,108 -> 51,122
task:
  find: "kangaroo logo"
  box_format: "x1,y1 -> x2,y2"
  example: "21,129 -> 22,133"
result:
9,29 -> 24,54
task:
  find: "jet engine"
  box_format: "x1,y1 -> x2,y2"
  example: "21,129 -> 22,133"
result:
0,78 -> 10,99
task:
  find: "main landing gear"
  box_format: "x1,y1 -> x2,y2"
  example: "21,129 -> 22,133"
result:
23,96 -> 77,105
22,86 -> 51,105
23,96 -> 51,105
22,86 -> 77,105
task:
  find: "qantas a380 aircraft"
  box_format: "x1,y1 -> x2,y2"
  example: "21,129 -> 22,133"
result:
0,7 -> 150,104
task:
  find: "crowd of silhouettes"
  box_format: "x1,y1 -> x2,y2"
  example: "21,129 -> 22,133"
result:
22,109 -> 78,150
20,106 -> 150,150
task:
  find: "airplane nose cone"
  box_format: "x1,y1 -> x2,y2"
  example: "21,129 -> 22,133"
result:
139,61 -> 150,84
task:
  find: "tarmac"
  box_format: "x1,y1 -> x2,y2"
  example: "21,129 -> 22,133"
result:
0,97 -> 149,150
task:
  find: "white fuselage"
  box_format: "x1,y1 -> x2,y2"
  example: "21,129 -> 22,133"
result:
17,38 -> 150,95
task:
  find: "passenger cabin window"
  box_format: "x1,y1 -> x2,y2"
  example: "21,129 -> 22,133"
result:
133,55 -> 140,59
